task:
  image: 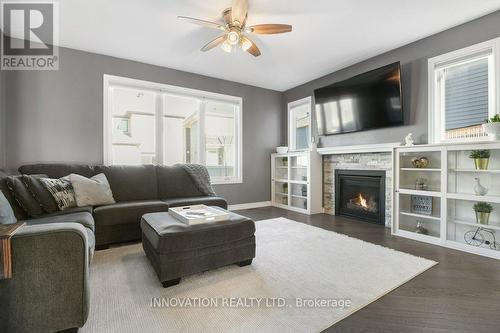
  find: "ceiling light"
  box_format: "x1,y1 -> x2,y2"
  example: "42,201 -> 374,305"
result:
241,38 -> 252,51
221,40 -> 232,53
227,31 -> 240,45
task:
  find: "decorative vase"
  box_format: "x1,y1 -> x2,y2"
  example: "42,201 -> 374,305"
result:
415,221 -> 428,235
482,123 -> 500,141
474,158 -> 489,170
476,212 -> 491,225
473,178 -> 488,196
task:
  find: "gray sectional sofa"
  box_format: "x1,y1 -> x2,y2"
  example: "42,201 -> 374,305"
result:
0,163 -> 227,333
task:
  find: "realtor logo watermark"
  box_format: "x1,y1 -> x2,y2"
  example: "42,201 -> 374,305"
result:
1,1 -> 59,70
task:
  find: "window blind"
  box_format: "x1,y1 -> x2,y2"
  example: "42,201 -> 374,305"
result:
444,57 -> 489,130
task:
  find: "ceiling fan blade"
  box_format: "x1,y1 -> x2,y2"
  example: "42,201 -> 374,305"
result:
201,35 -> 227,51
231,0 -> 248,26
241,36 -> 261,57
178,16 -> 226,31
222,8 -> 232,25
247,24 -> 292,34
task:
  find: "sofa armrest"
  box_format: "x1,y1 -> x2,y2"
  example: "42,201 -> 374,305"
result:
0,223 -> 90,333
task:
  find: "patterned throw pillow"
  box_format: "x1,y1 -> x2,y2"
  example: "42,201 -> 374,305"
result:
39,177 -> 77,211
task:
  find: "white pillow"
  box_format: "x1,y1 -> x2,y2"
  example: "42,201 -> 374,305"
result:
69,173 -> 115,207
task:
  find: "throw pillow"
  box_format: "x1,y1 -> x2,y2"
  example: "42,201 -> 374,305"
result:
39,176 -> 77,211
22,174 -> 59,214
6,175 -> 45,217
0,190 -> 17,224
0,171 -> 27,220
69,173 -> 115,207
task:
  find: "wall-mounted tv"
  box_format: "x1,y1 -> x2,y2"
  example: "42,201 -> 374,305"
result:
314,62 -> 403,136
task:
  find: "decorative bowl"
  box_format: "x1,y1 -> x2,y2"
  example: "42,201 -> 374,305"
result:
411,157 -> 430,168
276,146 -> 289,154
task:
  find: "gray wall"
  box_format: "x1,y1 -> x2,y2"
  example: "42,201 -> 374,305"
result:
283,10 -> 500,147
4,47 -> 282,205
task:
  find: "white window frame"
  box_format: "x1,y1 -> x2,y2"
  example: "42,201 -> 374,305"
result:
428,37 -> 500,144
288,96 -> 312,151
103,74 -> 243,184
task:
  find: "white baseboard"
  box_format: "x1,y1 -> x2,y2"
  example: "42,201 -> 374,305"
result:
228,201 -> 272,211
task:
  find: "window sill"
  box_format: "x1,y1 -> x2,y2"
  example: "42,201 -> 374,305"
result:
212,179 -> 243,185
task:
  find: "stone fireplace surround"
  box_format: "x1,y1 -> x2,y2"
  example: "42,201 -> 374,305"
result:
320,144 -> 397,228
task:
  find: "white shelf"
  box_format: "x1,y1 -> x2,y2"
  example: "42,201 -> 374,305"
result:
288,180 -> 308,185
450,168 -> 500,173
271,151 -> 322,215
400,168 -> 441,172
449,218 -> 500,231
400,211 -> 441,221
447,193 -> 500,204
394,143 -> 500,260
398,189 -> 442,197
395,230 -> 441,244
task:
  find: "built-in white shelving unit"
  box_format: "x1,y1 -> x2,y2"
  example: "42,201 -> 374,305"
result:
393,142 -> 500,260
271,151 -> 322,214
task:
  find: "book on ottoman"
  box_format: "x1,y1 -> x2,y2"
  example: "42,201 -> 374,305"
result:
168,205 -> 230,225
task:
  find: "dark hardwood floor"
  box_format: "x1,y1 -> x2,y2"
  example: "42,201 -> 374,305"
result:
237,206 -> 500,333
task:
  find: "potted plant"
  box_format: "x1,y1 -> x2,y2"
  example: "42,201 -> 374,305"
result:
483,114 -> 500,141
474,202 -> 493,225
469,150 -> 490,170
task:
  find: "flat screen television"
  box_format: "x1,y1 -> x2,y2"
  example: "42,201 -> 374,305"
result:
314,62 -> 403,136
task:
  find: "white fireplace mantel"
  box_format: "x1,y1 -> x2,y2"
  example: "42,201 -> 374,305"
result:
316,142 -> 401,155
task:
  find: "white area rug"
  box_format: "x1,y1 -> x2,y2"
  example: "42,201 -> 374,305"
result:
82,218 -> 437,333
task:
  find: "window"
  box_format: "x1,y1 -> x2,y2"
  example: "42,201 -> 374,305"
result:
429,38 -> 500,143
288,97 -> 312,151
104,75 -> 242,184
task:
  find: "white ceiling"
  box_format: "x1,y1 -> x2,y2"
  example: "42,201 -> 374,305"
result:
55,0 -> 500,91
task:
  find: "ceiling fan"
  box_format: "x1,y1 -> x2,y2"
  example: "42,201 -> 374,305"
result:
178,0 -> 292,57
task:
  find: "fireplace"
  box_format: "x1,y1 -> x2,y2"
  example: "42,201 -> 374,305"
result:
335,170 -> 386,225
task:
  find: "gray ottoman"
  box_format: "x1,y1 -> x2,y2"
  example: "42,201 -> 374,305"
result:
141,210 -> 256,288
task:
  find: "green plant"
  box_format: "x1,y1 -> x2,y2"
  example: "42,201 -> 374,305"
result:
473,202 -> 493,213
487,114 -> 500,123
469,150 -> 491,159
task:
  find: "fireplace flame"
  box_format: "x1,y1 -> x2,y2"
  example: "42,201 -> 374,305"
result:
358,193 -> 368,208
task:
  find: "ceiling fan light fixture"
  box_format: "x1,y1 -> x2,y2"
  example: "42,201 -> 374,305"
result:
221,40 -> 233,53
241,38 -> 252,51
227,30 -> 240,45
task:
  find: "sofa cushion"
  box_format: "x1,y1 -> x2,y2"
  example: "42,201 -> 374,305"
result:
0,171 -> 27,220
6,175 -> 45,217
157,165 -> 204,199
0,190 -> 17,224
19,163 -> 95,178
69,173 -> 115,207
94,165 -> 158,202
162,196 -> 227,209
22,212 -> 95,232
93,200 -> 169,227
44,206 -> 93,217
22,175 -> 59,214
